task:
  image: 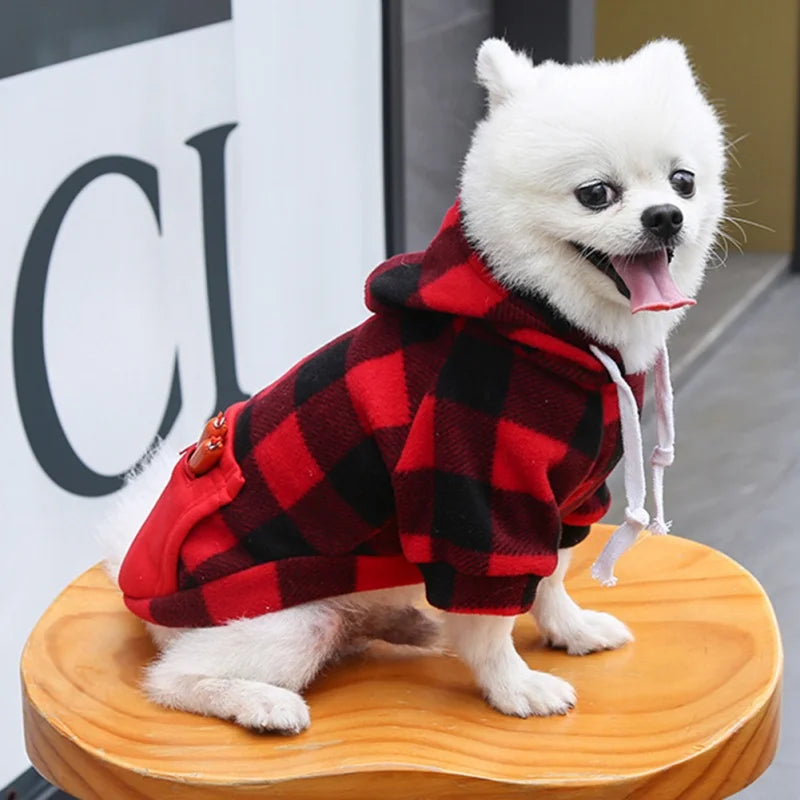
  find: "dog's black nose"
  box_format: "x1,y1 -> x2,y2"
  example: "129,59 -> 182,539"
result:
641,204 -> 683,241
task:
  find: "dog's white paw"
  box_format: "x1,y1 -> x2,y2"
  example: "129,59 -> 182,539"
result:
485,669 -> 576,717
539,609 -> 633,656
233,685 -> 311,734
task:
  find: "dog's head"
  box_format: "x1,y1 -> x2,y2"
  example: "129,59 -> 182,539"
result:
460,39 -> 726,370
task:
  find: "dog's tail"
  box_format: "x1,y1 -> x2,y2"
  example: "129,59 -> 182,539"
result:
97,441 -> 176,586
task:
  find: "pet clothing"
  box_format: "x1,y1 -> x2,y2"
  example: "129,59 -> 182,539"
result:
120,203 -> 667,628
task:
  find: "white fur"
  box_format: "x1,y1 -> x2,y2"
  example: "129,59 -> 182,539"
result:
462,38 -> 726,372
101,39 -> 725,731
443,611 -> 575,716
533,549 -> 633,655
476,39 -> 536,110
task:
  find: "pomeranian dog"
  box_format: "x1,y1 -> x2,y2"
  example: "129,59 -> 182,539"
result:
102,38 -> 725,733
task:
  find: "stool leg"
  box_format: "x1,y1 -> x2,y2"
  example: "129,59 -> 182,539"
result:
442,613 -> 576,717
532,549 -> 634,655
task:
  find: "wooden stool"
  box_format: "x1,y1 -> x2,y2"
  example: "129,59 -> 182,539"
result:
22,524 -> 782,799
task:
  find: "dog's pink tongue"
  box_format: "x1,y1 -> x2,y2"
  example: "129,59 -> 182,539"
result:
611,250 -> 695,313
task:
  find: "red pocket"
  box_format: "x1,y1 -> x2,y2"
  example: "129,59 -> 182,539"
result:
119,403 -> 246,601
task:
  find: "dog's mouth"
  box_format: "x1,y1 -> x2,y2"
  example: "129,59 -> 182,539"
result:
570,243 -> 695,314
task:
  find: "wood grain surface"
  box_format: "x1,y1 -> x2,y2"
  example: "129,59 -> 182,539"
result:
21,525 -> 782,799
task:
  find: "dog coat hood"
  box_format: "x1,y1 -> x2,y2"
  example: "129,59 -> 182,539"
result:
120,203 -> 666,628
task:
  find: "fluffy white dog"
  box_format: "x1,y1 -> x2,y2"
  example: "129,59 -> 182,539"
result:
102,38 -> 725,733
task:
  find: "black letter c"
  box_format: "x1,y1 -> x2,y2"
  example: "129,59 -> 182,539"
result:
13,156 -> 181,497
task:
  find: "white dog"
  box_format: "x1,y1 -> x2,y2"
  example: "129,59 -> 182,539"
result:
102,38 -> 725,733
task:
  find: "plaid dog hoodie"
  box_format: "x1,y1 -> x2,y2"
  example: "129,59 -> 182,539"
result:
120,203 -> 647,627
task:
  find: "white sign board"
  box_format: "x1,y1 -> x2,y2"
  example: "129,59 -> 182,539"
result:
0,2 -> 383,783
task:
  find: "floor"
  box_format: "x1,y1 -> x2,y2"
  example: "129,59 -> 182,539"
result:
605,252 -> 798,798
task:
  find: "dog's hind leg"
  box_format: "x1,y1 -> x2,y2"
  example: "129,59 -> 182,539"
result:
143,601 -> 348,733
532,548 -> 633,655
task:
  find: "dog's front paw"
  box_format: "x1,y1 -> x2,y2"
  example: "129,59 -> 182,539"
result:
234,685 -> 311,734
539,609 -> 633,656
485,669 -> 576,717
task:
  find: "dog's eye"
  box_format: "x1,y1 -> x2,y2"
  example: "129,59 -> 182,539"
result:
670,169 -> 695,198
575,182 -> 618,210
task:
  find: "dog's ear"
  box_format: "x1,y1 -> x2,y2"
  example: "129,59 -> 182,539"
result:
630,39 -> 695,79
476,39 -> 534,110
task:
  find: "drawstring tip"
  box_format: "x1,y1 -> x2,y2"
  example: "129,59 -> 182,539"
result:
591,560 -> 618,587
591,514 -> 647,588
649,518 -> 672,535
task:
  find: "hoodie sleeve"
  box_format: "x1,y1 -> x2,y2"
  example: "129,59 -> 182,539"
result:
392,376 -> 563,615
560,482 -> 611,548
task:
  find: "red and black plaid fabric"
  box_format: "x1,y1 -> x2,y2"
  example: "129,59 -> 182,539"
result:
120,202 -> 645,627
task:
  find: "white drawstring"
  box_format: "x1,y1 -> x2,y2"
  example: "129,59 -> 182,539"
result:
589,347 -> 650,586
649,347 -> 674,535
588,343 -> 675,586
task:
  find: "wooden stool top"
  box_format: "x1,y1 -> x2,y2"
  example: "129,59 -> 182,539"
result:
22,525 -> 782,799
